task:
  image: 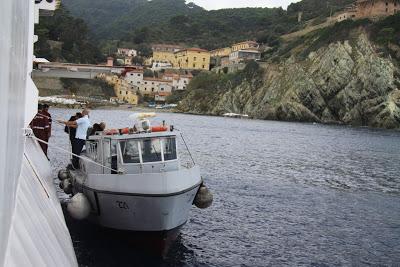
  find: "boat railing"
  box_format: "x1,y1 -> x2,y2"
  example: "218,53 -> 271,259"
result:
177,134 -> 196,169
86,141 -> 99,162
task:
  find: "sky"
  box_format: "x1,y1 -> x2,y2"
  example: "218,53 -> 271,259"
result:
190,0 -> 301,10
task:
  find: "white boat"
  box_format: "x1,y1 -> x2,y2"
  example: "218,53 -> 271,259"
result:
61,121 -> 212,253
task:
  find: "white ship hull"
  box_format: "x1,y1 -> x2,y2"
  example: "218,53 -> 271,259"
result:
1,0 -> 77,265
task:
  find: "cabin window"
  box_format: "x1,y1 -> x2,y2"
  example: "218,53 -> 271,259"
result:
162,137 -> 177,161
120,140 -> 140,163
140,138 -> 162,163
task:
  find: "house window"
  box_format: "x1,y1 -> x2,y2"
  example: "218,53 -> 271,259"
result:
203,58 -> 205,61
137,81 -> 140,84
145,82 -> 147,84
202,65 -> 205,69
161,88 -> 164,91
120,91 -> 122,94
138,74 -> 141,76
130,73 -> 133,76
193,63 -> 196,68
152,88 -> 155,92
126,92 -> 128,95
194,57 -> 197,61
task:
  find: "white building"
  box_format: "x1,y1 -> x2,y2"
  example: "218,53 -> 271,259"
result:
117,48 -> 137,57
124,69 -> 144,86
162,73 -> 193,90
229,48 -> 261,64
139,78 -> 171,95
151,61 -> 173,71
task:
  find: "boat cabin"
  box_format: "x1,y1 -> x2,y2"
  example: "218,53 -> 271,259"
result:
82,132 -> 179,174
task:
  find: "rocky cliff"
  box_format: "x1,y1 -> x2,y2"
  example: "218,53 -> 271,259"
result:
179,32 -> 400,129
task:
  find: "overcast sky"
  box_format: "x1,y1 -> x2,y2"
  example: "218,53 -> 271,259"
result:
190,0 -> 301,10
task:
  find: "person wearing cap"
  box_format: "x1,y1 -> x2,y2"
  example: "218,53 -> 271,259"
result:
58,109 -> 91,169
30,104 -> 50,157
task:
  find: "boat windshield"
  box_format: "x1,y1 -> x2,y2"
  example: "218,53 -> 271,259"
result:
120,139 -> 140,164
163,137 -> 177,161
119,137 -> 177,164
140,138 -> 162,163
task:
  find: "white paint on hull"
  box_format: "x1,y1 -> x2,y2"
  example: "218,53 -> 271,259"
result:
85,186 -> 199,231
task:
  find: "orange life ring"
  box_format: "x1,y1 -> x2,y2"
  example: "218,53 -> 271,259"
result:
151,126 -> 168,132
120,127 -> 129,134
104,129 -> 119,135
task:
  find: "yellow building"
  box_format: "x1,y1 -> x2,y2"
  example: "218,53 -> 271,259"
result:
152,51 -> 176,65
174,48 -> 210,70
231,41 -> 259,52
210,47 -> 232,58
114,79 -> 139,105
152,44 -> 183,65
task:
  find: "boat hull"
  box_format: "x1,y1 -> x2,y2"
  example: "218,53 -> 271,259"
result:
79,184 -> 200,231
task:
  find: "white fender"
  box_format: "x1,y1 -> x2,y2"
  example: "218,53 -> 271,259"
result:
67,193 -> 91,220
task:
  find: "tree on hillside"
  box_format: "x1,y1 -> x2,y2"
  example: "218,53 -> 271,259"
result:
34,4 -> 105,64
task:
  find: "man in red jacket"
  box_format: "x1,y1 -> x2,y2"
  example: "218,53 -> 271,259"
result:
30,104 -> 50,157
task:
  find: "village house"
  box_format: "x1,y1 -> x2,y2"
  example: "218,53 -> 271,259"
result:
152,44 -> 183,66
333,0 -> 399,22
124,69 -> 144,86
114,79 -> 139,105
117,48 -> 137,57
229,48 -> 261,64
356,0 -> 399,18
139,77 -> 171,95
98,73 -> 139,105
174,48 -> 210,70
210,47 -> 232,58
151,61 -> 173,71
231,41 -> 259,52
162,73 -> 193,90
124,57 -> 133,66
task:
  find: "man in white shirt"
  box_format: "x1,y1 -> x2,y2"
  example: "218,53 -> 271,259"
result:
58,109 -> 91,169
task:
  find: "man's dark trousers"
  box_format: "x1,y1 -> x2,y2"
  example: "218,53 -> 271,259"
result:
72,138 -> 85,169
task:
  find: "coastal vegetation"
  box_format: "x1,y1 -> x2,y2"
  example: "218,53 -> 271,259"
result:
34,5 -> 104,64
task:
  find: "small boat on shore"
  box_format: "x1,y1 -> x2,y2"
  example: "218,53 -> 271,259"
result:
58,115 -> 212,254
223,112 -> 249,119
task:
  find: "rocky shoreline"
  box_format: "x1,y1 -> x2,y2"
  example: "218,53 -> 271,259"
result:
178,33 -> 400,129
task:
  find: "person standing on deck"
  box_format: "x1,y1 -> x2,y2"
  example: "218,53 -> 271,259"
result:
65,112 -> 82,148
58,109 -> 91,169
42,104 -> 52,140
41,104 -> 52,154
30,104 -> 50,157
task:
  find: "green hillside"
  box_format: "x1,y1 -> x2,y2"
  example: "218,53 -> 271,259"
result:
63,0 -> 355,50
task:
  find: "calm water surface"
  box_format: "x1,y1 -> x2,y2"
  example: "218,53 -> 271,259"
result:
48,108 -> 400,267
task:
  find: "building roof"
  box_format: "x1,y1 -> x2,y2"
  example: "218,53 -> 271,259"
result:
143,77 -> 170,82
126,69 -> 143,73
156,92 -> 172,96
233,40 -> 259,46
175,48 -> 209,53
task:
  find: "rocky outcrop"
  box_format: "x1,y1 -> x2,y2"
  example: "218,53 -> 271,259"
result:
179,33 -> 400,128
